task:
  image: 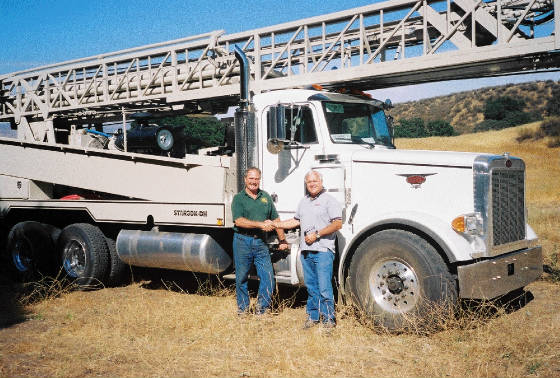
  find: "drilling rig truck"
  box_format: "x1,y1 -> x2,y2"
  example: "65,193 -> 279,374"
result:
0,0 -> 549,327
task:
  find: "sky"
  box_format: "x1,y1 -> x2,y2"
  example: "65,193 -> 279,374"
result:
0,0 -> 558,104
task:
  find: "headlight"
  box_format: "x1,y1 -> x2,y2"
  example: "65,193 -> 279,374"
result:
451,212 -> 483,235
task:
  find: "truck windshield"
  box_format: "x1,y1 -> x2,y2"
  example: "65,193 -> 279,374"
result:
322,101 -> 393,147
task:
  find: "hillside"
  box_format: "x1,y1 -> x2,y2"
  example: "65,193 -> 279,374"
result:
388,80 -> 560,134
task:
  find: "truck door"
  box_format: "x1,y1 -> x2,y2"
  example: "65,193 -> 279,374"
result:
260,103 -> 322,218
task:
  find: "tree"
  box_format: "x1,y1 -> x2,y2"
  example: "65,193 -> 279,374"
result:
394,118 -> 427,138
483,96 -> 525,121
476,96 -> 540,132
426,120 -> 455,136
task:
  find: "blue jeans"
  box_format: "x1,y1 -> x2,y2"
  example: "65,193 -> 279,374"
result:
301,250 -> 335,323
233,233 -> 275,314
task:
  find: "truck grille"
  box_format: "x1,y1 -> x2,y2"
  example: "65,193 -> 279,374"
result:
491,169 -> 525,246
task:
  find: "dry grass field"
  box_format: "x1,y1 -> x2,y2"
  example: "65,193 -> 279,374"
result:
1,122 -> 559,378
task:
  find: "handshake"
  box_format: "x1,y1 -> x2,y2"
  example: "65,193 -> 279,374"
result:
260,219 -> 282,232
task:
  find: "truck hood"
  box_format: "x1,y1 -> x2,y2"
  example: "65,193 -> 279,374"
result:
351,148 -> 493,168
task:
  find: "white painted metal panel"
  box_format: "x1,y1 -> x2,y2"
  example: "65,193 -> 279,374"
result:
0,200 -> 229,227
0,137 -> 230,203
0,175 -> 29,200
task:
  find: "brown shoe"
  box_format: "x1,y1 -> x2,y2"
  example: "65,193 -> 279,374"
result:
322,321 -> 336,329
303,318 -> 319,329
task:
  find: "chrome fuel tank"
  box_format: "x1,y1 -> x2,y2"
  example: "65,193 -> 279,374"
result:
116,230 -> 232,274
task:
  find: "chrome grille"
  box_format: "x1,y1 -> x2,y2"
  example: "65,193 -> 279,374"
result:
491,169 -> 525,246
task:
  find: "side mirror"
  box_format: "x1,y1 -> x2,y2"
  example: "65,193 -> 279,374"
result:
267,105 -> 286,154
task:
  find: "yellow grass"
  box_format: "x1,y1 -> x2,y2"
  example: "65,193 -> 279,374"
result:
1,122 -> 559,378
1,281 -> 559,377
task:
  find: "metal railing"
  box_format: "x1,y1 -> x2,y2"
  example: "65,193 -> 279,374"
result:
0,0 -> 557,126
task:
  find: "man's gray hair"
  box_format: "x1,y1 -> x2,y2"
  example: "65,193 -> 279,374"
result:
304,169 -> 323,182
245,167 -> 262,178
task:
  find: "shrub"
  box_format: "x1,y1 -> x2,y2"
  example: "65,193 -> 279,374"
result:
394,118 -> 427,138
426,120 -> 455,136
503,110 -> 540,126
539,117 -> 560,137
548,137 -> 560,148
516,128 -> 534,143
545,87 -> 560,116
474,119 -> 508,132
484,96 -> 525,121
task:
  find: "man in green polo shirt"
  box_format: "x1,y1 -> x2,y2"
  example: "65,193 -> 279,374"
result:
231,167 -> 288,315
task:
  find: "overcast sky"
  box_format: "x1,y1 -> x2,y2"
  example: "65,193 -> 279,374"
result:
0,0 -> 558,104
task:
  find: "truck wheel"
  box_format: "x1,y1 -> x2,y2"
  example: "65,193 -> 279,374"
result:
348,230 -> 457,329
156,128 -> 174,151
6,221 -> 56,281
104,237 -> 128,286
58,223 -> 109,289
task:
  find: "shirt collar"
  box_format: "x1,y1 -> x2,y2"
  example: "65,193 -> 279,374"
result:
243,188 -> 262,199
307,189 -> 325,200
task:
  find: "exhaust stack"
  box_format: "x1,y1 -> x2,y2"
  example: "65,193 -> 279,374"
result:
233,46 -> 257,192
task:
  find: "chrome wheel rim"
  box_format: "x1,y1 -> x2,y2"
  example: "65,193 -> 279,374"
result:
63,240 -> 86,278
12,239 -> 33,272
368,258 -> 420,313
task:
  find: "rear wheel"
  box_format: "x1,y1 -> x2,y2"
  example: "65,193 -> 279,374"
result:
58,223 -> 109,289
104,236 -> 128,286
5,221 -> 58,281
349,230 -> 457,329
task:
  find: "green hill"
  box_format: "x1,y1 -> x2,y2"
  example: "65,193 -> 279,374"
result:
388,80 -> 560,134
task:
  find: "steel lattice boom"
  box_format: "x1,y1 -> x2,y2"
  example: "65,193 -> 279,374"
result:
0,0 -> 558,140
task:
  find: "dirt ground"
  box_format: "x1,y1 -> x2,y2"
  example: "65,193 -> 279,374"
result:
0,272 -> 559,378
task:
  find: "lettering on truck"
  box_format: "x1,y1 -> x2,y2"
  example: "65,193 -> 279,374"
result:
173,209 -> 208,217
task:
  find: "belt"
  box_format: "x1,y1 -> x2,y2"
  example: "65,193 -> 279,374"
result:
236,230 -> 266,239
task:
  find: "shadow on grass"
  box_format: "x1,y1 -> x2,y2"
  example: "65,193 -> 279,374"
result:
132,266 -> 308,311
0,276 -> 28,329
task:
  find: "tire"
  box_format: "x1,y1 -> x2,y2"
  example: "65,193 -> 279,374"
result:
104,236 -> 128,286
6,221 -> 57,281
156,128 -> 174,151
348,230 -> 457,329
57,223 -> 110,289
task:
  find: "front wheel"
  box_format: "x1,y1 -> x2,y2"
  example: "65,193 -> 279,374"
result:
348,230 -> 457,329
58,223 -> 109,289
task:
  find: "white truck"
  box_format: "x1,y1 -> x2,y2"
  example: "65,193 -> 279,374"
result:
0,9 -> 545,326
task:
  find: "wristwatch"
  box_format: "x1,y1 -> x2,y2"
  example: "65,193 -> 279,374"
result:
315,231 -> 321,240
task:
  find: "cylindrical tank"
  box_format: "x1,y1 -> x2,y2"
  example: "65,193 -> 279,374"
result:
116,230 -> 232,274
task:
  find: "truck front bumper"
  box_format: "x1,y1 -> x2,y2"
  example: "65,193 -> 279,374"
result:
457,245 -> 543,299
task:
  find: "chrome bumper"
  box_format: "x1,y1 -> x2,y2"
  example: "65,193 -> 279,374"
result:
457,246 -> 543,299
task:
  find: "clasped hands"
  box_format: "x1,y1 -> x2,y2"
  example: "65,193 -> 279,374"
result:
259,220 -> 287,232
259,220 -> 317,247
259,219 -> 277,232
259,220 -> 289,250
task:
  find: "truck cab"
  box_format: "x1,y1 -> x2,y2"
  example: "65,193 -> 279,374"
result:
247,88 -> 542,328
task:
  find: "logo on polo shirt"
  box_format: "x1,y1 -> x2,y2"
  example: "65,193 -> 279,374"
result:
261,197 -> 268,203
